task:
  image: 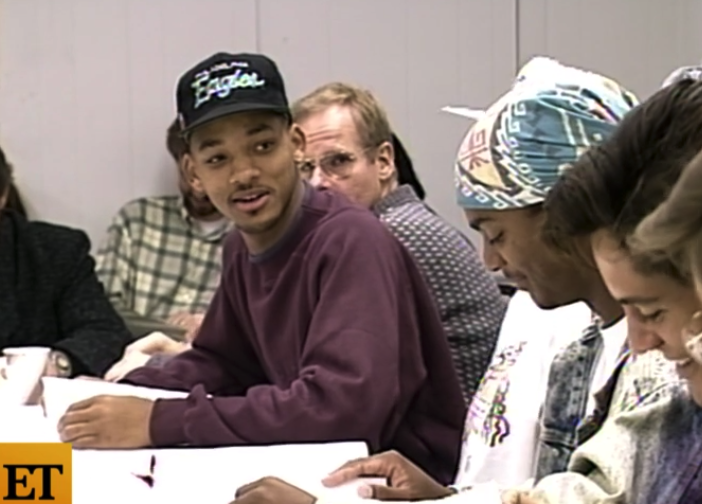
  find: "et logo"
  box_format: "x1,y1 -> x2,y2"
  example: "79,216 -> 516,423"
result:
0,444 -> 71,502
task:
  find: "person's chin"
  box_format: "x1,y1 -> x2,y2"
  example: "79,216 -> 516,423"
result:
233,211 -> 279,235
527,288 -> 568,310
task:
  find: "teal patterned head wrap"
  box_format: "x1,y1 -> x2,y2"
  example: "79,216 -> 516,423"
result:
455,57 -> 638,210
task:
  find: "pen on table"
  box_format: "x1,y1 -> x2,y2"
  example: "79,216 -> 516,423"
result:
134,454 -> 157,488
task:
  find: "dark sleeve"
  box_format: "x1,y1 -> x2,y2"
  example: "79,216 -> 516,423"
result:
121,238 -> 260,396
145,353 -> 174,368
146,211 -> 412,448
53,231 -> 133,376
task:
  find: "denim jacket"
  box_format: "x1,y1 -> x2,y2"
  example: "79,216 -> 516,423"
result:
536,319 -> 680,483
534,321 -> 605,481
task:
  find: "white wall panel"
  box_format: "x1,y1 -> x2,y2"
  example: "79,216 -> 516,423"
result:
7,0 -> 699,251
0,0 -> 257,244
259,0 -> 517,243
518,0 -> 702,99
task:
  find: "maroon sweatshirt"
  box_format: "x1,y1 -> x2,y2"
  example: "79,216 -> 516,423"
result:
122,185 -> 466,484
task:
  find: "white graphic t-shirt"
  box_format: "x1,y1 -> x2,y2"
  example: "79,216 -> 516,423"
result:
454,291 -> 592,488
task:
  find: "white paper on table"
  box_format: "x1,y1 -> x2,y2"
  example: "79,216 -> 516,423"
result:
41,377 -> 189,428
0,406 -> 59,442
71,442 -> 382,504
440,106 -> 486,120
463,481 -> 503,504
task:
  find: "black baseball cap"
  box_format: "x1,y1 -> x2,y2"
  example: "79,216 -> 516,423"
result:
176,52 -> 290,134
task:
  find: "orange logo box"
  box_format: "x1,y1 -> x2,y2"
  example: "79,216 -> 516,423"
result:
0,443 -> 71,503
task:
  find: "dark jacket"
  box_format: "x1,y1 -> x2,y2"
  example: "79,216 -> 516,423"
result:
0,210 -> 130,375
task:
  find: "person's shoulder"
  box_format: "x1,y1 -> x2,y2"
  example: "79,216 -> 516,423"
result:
114,195 -> 180,222
612,350 -> 683,415
383,200 -> 465,242
381,201 -> 484,262
21,219 -> 92,266
506,292 -> 592,336
306,188 -> 395,243
497,291 -> 589,347
26,219 -> 90,246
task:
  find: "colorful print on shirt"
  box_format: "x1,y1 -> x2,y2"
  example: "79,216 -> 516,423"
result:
466,341 -> 527,447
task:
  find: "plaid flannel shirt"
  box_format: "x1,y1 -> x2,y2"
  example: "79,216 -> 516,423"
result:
94,196 -> 230,319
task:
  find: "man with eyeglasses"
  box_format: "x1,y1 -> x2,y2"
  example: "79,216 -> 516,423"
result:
293,82 -> 506,404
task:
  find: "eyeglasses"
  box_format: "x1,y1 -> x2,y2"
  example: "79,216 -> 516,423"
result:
299,145 -> 379,181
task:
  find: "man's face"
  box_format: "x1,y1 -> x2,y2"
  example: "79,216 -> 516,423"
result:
466,206 -> 585,308
296,105 -> 394,209
591,229 -> 702,405
185,111 -> 304,239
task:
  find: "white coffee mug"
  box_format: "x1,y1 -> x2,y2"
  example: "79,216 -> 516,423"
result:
0,347 -> 51,406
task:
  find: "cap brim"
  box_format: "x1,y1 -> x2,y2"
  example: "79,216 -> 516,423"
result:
182,103 -> 290,134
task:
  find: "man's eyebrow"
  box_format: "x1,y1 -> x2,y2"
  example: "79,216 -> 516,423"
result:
617,295 -> 660,305
469,217 -> 492,231
194,121 -> 277,151
246,123 -> 273,135
195,138 -> 223,152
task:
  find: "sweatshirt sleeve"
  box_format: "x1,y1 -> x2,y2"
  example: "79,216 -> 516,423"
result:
145,210 -> 420,448
120,283 -> 257,396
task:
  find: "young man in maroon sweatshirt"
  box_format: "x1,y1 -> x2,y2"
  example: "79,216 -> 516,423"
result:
57,52 -> 466,484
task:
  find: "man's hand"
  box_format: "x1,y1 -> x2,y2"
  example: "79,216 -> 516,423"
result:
232,477 -> 316,504
58,395 -> 154,449
127,331 -> 189,355
166,313 -> 205,342
322,450 -> 453,501
44,360 -> 59,378
103,332 -> 189,381
103,352 -> 152,382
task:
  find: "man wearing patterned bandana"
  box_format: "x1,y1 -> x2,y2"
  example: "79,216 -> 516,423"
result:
446,57 -> 638,488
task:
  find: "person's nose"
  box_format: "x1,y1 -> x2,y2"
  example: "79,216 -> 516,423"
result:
482,241 -> 506,273
310,167 -> 331,188
626,315 -> 663,355
228,160 -> 260,186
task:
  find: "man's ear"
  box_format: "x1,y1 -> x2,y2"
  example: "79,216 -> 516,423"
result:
289,123 -> 307,165
0,188 -> 7,210
376,140 -> 395,182
182,154 -> 205,194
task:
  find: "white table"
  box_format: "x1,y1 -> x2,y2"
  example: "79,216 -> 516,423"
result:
0,406 -> 372,504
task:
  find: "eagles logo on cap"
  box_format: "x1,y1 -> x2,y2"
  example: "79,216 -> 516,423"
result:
175,52 -> 290,134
